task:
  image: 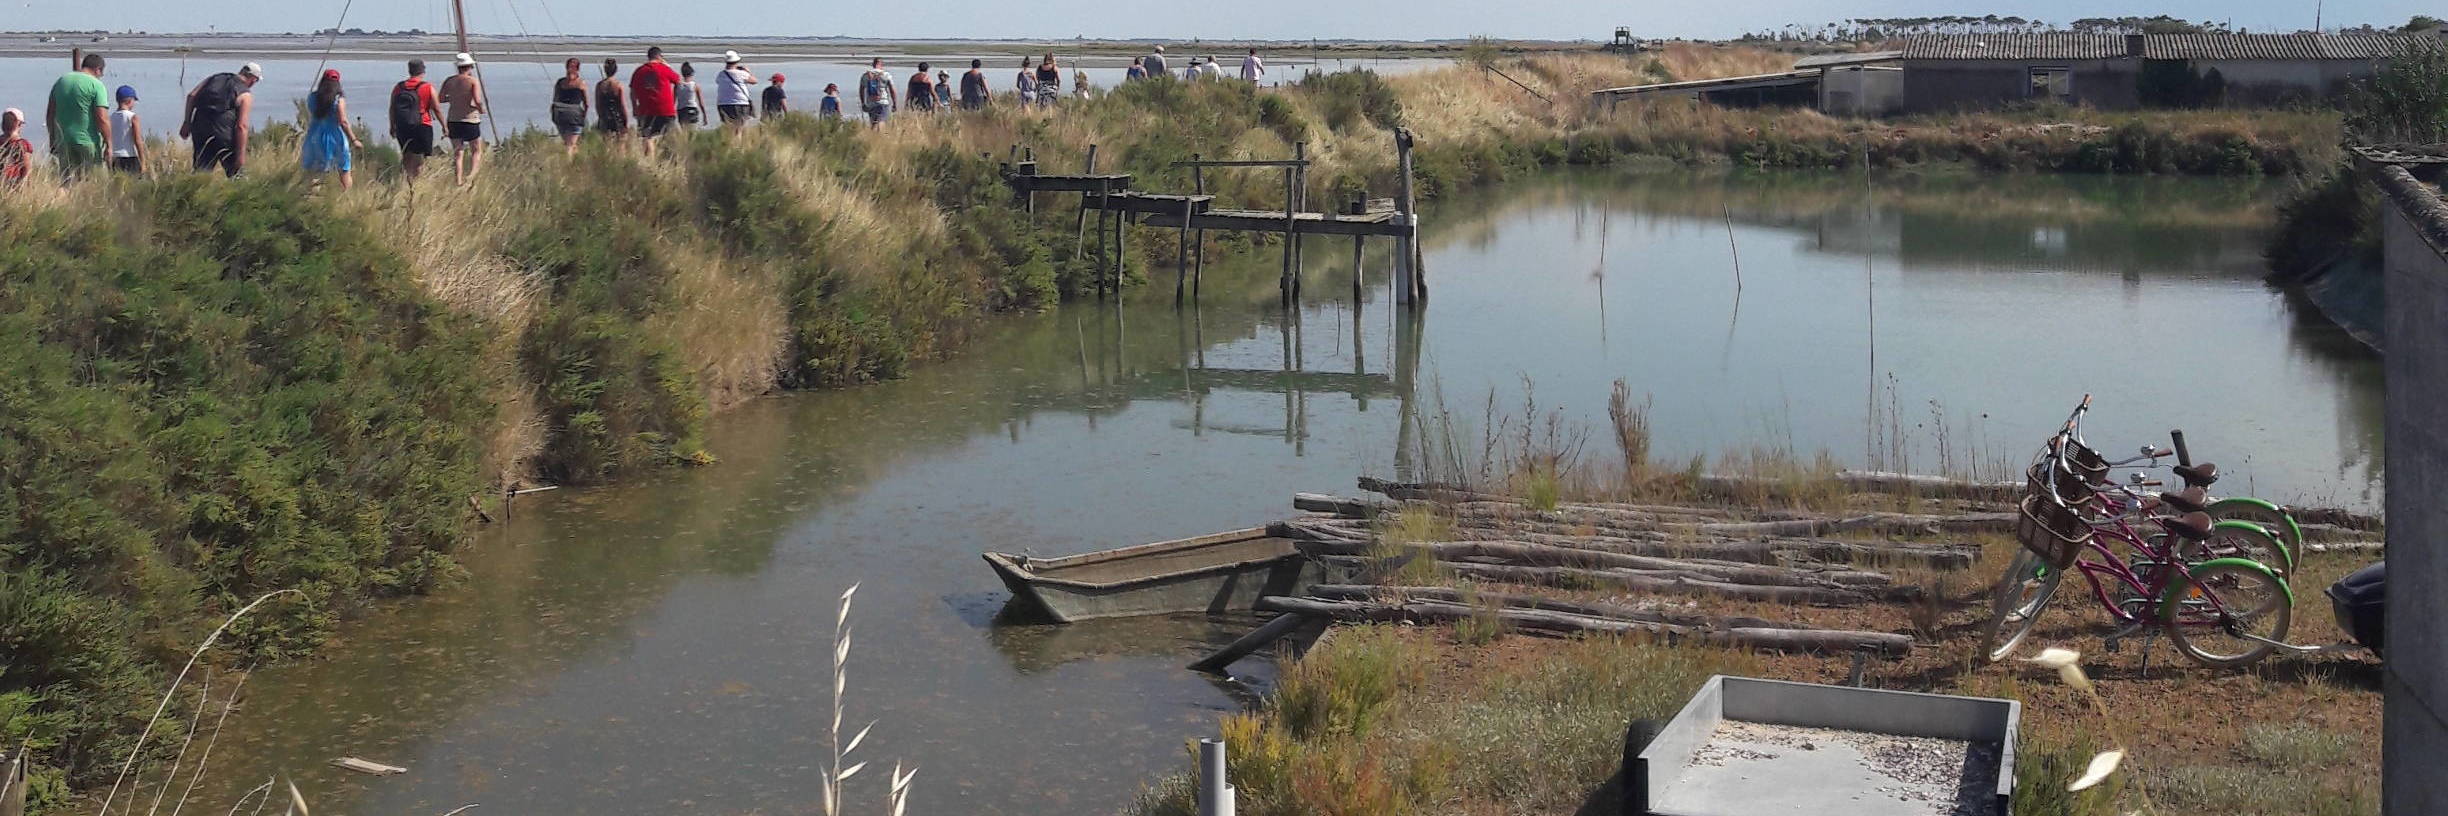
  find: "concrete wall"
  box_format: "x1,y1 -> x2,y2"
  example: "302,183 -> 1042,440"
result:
1900,60 -> 2138,113
2373,163 -> 2448,816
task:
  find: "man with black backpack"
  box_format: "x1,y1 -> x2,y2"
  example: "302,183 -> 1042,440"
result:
178,62 -> 258,177
389,59 -> 443,181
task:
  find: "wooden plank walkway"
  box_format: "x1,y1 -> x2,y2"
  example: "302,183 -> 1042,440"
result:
1003,130 -> 1426,308
1140,208 -> 1408,238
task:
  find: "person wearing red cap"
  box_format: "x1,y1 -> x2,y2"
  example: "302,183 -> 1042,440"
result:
761,73 -> 787,117
300,68 -> 364,190
630,46 -> 682,156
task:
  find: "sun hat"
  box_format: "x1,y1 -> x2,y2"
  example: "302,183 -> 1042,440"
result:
453,52 -> 476,67
115,85 -> 138,101
1,108 -> 21,127
239,62 -> 262,77
723,50 -> 742,64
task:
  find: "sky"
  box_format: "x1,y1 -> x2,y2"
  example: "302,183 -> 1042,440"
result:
10,0 -> 2437,42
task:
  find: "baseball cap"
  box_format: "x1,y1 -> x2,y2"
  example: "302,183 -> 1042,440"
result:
115,85 -> 138,101
239,62 -> 262,77
1,108 -> 21,127
723,50 -> 741,64
771,73 -> 784,82
322,69 -> 341,81
454,52 -> 476,67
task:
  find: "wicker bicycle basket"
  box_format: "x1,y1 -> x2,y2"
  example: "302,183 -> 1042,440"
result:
2016,493 -> 2091,569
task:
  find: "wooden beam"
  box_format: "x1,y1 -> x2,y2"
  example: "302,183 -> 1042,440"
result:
1171,159 -> 1312,168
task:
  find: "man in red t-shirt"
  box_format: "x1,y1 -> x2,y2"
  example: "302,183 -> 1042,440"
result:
389,58 -> 444,180
630,46 -> 682,156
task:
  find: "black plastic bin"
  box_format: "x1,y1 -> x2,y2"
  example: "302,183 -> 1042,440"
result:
2326,560 -> 2385,658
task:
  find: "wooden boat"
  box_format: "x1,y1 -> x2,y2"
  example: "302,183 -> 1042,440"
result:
983,527 -> 1314,623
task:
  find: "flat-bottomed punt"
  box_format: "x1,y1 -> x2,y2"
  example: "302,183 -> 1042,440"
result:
984,527 -> 1312,623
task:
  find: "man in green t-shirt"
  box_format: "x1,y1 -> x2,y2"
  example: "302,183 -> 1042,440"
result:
46,53 -> 112,176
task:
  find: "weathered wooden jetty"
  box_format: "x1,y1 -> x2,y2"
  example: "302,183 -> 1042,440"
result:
1004,128 -> 1427,307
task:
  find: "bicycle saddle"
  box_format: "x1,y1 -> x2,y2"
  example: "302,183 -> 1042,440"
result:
2158,511 -> 2214,542
2174,462 -> 2219,487
2157,486 -> 2209,514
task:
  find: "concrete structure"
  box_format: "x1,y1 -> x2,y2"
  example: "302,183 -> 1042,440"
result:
1843,32 -> 2435,113
2371,160 -> 2448,815
1631,676 -> 2018,816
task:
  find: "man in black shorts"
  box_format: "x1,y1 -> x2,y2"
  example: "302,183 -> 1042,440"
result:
438,52 -> 487,185
180,62 -> 259,177
388,58 -> 443,180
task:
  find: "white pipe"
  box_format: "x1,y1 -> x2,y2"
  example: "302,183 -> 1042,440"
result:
1197,738 -> 1235,816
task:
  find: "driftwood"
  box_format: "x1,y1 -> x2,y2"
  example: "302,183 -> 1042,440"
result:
2302,541 -> 2386,554
1255,595 -> 1912,656
2292,507 -> 2384,531
1304,584 -> 1814,631
1689,512 -> 2015,538
1189,612 -> 1315,673
1293,493 -> 1390,518
1394,540 -> 1893,589
1434,562 -> 1878,606
332,757 -> 407,775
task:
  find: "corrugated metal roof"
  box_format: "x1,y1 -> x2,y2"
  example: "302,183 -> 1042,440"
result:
1898,33 -> 2132,60
1899,32 -> 2438,61
1795,51 -> 1901,68
2146,33 -> 2429,60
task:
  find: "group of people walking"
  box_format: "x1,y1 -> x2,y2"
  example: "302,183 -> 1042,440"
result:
7,44 -> 1285,189
1122,45 -> 1269,85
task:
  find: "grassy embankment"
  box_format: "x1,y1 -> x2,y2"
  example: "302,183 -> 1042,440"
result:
1132,385 -> 2381,816
0,45 -> 2357,808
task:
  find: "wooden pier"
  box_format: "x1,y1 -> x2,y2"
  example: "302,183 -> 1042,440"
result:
1004,128 -> 1426,308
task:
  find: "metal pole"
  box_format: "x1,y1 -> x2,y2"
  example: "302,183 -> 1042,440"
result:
1197,737 -> 1235,816
1192,156 -> 1207,302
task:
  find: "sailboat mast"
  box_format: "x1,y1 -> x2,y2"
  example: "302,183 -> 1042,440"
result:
453,0 -> 471,54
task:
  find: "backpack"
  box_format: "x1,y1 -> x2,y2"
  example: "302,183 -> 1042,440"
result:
389,79 -> 425,129
189,72 -> 245,137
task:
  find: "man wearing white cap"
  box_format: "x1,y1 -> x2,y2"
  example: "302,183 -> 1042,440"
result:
714,50 -> 759,128
438,52 -> 486,185
178,61 -> 258,177
1143,44 -> 1168,78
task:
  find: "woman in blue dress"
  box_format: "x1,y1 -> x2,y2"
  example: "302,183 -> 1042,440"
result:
301,69 -> 363,190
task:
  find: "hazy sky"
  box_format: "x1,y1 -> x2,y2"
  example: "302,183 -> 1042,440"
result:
14,0 -> 2434,41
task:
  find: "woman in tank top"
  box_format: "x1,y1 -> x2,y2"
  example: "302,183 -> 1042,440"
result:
594,58 -> 630,151
1035,53 -> 1061,103
551,58 -> 589,156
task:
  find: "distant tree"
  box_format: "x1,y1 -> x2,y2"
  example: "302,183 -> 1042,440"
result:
2408,14 -> 2447,31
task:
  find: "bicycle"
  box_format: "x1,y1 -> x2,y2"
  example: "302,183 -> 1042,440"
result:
1980,396 -> 2294,669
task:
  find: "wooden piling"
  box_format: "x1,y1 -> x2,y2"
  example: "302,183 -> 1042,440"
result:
1280,147 -> 1298,305
1291,142 -> 1307,303
1114,202 -> 1128,299
1073,144 -> 1099,267
1192,156 -> 1207,301
1175,198 -> 1192,307
1096,181 -> 1113,299
1393,129 -> 1421,306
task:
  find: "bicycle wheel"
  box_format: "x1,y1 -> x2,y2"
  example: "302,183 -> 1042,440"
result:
2164,560 -> 2293,669
2204,500 -> 2301,570
2185,520 -> 2294,578
1981,549 -> 2064,663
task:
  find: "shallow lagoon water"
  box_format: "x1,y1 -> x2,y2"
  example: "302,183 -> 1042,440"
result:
168,171 -> 2379,815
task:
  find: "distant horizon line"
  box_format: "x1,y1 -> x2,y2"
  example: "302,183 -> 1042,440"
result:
1,30 -> 1574,44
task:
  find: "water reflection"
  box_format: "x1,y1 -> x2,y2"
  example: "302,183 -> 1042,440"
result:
174,171 -> 2381,816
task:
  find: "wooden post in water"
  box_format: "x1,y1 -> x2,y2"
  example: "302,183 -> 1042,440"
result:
1279,150 -> 1297,305
1175,198 -> 1193,307
1291,142 -> 1307,303
1096,180 -> 1113,299
1113,200 -> 1128,300
1393,128 -> 1421,306
1349,194 -> 1366,303
1074,144 -> 1100,264
70,47 -> 82,69
1192,156 -> 1207,302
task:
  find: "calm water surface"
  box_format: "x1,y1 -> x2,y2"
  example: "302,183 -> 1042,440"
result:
172,171 -> 2379,815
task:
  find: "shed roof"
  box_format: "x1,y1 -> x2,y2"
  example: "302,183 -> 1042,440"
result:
2146,33 -> 2427,60
1897,33 -> 2130,60
1897,32 -> 2437,62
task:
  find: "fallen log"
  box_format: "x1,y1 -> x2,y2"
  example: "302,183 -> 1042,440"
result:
2290,507 -> 2384,531
1691,512 -> 2015,539
1189,612 -> 1315,673
1304,584 -> 1815,631
1256,595 -> 1912,656
1293,493 -> 1389,519
1270,518 -> 1370,543
2302,541 -> 2386,554
1400,540 -> 1893,590
1435,562 -> 1875,606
